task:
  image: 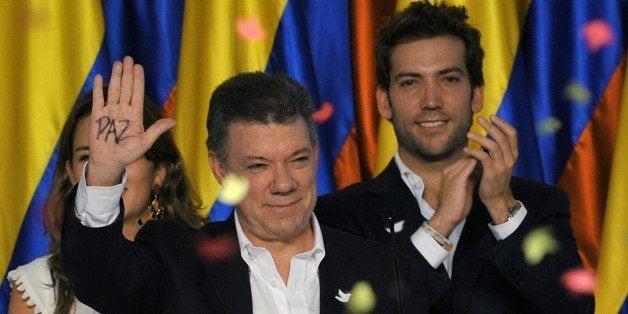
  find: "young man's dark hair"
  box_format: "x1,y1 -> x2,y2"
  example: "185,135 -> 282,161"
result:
374,0 -> 484,90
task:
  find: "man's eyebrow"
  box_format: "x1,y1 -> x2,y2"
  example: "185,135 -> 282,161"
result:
393,71 -> 421,81
437,66 -> 465,76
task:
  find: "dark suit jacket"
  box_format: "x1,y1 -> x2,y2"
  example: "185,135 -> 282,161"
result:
315,160 -> 594,313
61,191 -> 429,313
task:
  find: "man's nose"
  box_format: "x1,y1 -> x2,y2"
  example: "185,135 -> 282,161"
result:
421,80 -> 442,109
271,165 -> 297,194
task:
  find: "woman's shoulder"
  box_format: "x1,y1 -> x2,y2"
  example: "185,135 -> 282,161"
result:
8,255 -> 53,286
7,254 -> 56,314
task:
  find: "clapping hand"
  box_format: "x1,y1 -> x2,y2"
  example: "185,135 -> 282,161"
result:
464,115 -> 518,224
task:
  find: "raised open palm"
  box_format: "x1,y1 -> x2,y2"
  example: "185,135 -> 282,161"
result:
87,56 -> 176,186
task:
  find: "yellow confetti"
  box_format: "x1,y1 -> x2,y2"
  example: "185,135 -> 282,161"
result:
522,227 -> 560,265
563,81 -> 592,105
347,281 -> 376,314
537,117 -> 562,135
217,173 -> 249,205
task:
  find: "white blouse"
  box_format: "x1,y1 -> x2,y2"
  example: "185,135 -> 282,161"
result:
8,255 -> 99,314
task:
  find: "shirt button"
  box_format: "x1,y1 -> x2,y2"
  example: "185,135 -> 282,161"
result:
270,279 -> 278,287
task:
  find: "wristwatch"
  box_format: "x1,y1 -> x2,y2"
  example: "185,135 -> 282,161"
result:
506,201 -> 522,222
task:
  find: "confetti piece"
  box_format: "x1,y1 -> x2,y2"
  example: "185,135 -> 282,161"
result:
522,227 -> 560,265
580,19 -> 614,52
236,16 -> 267,41
561,267 -> 596,296
217,173 -> 249,205
563,81 -> 592,105
197,234 -> 238,262
537,117 -> 562,135
347,281 -> 376,313
20,7 -> 48,28
312,101 -> 334,123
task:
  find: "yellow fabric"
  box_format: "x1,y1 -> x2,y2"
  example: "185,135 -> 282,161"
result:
374,0 -> 529,174
0,0 -> 102,274
175,0 -> 288,212
595,58 -> 628,313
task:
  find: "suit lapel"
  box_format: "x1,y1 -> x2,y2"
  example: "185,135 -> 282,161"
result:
200,221 -> 253,313
318,227 -> 358,313
367,161 -> 424,235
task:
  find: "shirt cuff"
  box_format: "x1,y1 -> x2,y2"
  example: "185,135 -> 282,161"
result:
75,162 -> 126,227
410,226 -> 450,269
488,201 -> 527,240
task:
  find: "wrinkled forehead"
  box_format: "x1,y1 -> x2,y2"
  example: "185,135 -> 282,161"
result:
224,119 -> 315,160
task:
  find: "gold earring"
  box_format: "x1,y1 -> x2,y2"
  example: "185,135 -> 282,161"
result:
146,192 -> 164,220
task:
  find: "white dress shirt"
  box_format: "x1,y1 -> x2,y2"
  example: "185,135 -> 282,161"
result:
394,153 -> 527,278
235,211 -> 325,314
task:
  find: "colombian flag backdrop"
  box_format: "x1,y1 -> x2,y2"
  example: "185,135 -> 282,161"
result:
1,1 -> 626,313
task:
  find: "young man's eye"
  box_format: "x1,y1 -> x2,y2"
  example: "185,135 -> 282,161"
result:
443,75 -> 461,83
399,79 -> 416,87
79,155 -> 89,162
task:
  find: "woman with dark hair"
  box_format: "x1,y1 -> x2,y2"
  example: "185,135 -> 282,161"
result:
7,87 -> 205,314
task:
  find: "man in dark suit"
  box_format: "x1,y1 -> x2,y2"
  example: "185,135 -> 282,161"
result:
61,57 -> 429,313
316,1 -> 594,313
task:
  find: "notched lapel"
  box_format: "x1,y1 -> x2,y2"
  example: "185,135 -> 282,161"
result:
367,161 -> 423,236
318,228 -> 360,313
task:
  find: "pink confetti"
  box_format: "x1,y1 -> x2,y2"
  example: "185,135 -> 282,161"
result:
236,16 -> 267,41
312,101 -> 334,123
580,19 -> 614,52
196,234 -> 238,262
561,267 -> 596,296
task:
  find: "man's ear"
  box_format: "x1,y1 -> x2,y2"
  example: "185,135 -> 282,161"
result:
376,86 -> 393,120
208,151 -> 226,184
471,85 -> 484,113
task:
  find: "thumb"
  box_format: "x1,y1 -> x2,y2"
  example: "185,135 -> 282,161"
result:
143,118 -> 177,148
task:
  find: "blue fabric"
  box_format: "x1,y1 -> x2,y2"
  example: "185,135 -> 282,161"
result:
498,0 -> 627,184
266,0 -> 355,195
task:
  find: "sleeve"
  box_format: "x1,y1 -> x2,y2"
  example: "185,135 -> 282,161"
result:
75,161 -> 125,227
409,226 -> 450,268
61,186 -> 168,313
7,256 -> 56,314
486,185 -> 594,313
487,201 -> 527,240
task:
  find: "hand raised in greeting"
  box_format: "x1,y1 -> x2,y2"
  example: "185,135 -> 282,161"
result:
87,56 -> 176,186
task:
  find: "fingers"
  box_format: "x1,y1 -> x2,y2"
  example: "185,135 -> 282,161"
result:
107,61 -> 123,107
130,63 -> 145,130
466,115 -> 518,166
490,115 -> 518,160
93,74 -> 105,110
119,56 -> 135,107
103,56 -> 138,108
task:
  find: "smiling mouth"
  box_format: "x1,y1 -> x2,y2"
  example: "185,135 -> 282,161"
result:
269,199 -> 301,209
418,120 -> 446,127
